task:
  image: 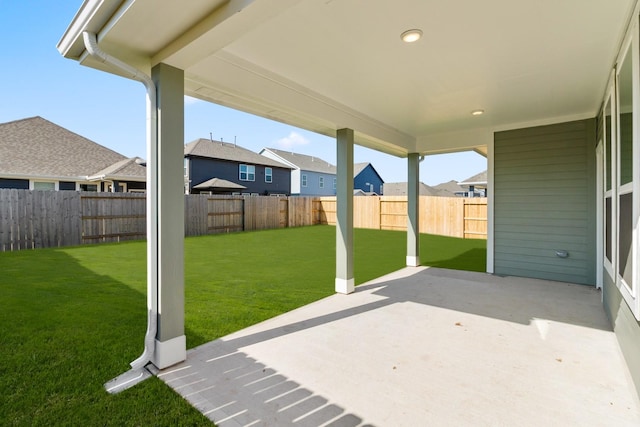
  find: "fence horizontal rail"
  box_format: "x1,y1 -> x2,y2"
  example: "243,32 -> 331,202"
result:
0,189 -> 486,251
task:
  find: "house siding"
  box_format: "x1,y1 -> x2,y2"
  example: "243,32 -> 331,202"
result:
493,119 -> 597,285
298,170 -> 336,196
603,272 -> 640,397
188,157 -> 290,195
354,165 -> 384,194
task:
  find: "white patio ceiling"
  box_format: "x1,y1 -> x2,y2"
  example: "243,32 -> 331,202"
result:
59,0 -> 636,157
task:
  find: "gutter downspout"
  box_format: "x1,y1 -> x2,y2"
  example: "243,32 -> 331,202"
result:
82,32 -> 158,393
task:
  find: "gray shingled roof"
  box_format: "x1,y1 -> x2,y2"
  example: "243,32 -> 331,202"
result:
88,157 -> 146,181
185,139 -> 291,168
433,180 -> 466,194
383,182 -> 455,197
354,162 -> 368,176
261,148 -> 336,174
458,170 -> 487,186
193,177 -> 247,190
0,116 -> 145,180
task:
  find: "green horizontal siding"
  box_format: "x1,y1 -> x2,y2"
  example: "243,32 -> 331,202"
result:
494,119 -> 596,285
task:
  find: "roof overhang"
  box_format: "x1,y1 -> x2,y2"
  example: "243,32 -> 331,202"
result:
59,0 -> 638,157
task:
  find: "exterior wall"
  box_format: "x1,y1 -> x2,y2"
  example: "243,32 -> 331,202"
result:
493,119 -> 596,285
188,156 -> 290,195
603,272 -> 640,397
291,169 -> 301,194
354,165 -> 384,194
0,178 -> 29,189
299,170 -> 336,196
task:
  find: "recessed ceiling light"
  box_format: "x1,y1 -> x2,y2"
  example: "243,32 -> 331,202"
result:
401,29 -> 423,43
471,109 -> 485,116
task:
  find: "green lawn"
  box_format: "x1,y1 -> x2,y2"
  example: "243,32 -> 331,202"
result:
0,226 -> 485,425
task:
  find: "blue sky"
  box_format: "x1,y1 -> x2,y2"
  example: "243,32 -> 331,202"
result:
0,1 -> 486,185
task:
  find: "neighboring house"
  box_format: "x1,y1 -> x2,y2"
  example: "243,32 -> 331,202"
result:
383,181 -> 454,197
184,139 -> 291,195
458,170 -> 487,197
432,180 -> 467,197
0,116 -> 146,192
260,148 -> 336,196
354,163 -> 384,195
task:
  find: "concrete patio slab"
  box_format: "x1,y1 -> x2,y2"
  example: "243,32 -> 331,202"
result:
157,267 -> 640,426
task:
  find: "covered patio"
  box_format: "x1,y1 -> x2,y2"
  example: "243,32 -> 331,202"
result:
58,0 -> 640,414
154,267 -> 640,426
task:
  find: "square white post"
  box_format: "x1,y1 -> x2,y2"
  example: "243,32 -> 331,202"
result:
336,128 -> 355,294
407,153 -> 420,266
151,63 -> 186,368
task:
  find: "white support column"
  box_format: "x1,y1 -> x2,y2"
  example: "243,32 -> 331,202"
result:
336,128 -> 355,294
151,63 -> 186,369
407,153 -> 421,267
486,138 -> 495,274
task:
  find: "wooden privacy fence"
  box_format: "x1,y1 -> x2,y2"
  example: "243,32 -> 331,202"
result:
0,190 -> 486,251
314,196 -> 487,239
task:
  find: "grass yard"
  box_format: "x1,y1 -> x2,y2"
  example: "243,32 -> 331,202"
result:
0,225 -> 485,425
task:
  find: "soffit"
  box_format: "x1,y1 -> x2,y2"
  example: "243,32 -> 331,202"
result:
62,0 -> 636,156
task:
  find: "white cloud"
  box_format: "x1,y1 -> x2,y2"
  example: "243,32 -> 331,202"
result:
275,131 -> 310,149
184,96 -> 202,106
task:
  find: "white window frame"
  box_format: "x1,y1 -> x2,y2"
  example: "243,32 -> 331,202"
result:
608,18 -> 640,319
319,176 -> 324,188
239,164 -> 255,182
265,167 -> 273,183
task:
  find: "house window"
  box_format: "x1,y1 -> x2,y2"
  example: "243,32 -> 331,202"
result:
239,164 -> 255,181
333,178 -> 336,190
32,181 -> 55,191
80,184 -> 98,192
265,167 -> 272,183
184,158 -> 188,177
319,176 -> 324,188
302,174 -> 307,187
617,42 -> 635,295
601,19 -> 639,319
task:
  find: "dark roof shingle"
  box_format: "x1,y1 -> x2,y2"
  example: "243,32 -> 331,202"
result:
0,116 -> 145,180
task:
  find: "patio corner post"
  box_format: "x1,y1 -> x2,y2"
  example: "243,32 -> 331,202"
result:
336,128 -> 355,294
151,63 -> 186,368
407,153 -> 420,267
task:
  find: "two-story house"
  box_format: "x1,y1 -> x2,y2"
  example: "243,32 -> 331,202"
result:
353,163 -> 384,195
184,139 -> 291,195
260,148 -> 336,196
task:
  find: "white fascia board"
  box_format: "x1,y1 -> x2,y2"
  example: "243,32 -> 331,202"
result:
0,173 -> 87,182
260,148 -> 299,169
57,0 -> 124,60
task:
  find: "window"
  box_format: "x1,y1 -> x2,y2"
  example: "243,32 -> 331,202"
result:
617,41 -> 635,295
333,178 -> 336,190
302,174 -> 307,187
80,184 -> 98,192
319,176 -> 324,188
600,20 -> 639,319
265,167 -> 272,183
32,181 -> 55,191
184,158 -> 188,177
239,164 -> 255,181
